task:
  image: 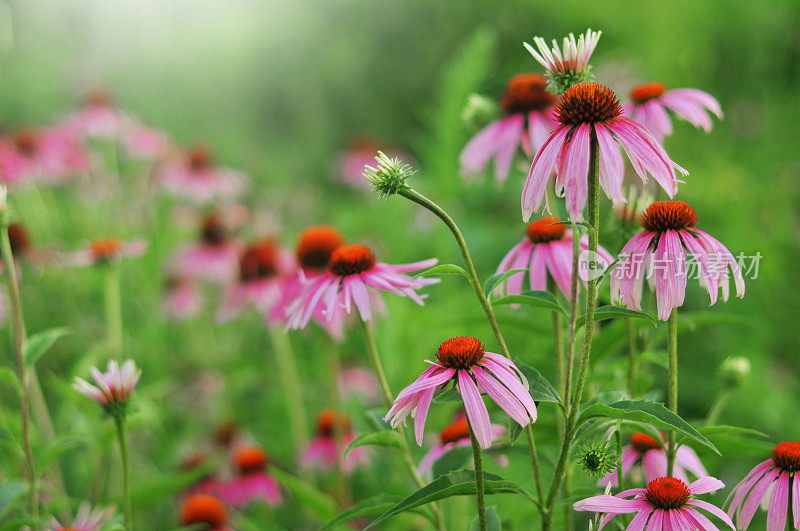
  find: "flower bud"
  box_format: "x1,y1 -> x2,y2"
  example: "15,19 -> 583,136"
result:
461,93 -> 501,132
719,356 -> 750,389
576,438 -> 619,478
362,151 -> 415,198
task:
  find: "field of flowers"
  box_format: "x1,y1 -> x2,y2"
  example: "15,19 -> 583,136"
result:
0,1 -> 798,530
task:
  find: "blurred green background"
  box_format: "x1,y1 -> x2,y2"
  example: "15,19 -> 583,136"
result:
1,0 -> 799,528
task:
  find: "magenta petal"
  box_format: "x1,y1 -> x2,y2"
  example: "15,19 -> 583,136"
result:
522,126 -> 569,221
688,499 -> 735,530
457,370 -> 492,449
413,387 -> 435,446
767,472 -> 790,531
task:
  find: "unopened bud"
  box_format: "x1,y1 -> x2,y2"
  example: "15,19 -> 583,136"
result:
362,151 -> 415,199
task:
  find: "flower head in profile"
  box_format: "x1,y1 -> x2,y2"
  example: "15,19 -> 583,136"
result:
385,336 -> 536,449
301,409 -> 369,475
156,144 -> 247,204
418,411 -> 507,477
217,445 -> 281,508
65,237 -> 147,267
285,243 -> 438,329
495,216 -> 612,299
179,494 -> 230,531
524,29 -> 602,94
0,126 -> 90,185
725,441 -> 800,530
47,502 -> 115,531
610,201 -> 744,320
598,431 -> 708,488
624,82 -> 722,141
575,476 -> 734,530
73,360 -> 140,417
522,82 -> 687,222
459,73 -> 556,181
172,211 -> 242,282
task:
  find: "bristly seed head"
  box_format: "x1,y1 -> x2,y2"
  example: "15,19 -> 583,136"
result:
296,226 -> 345,271
328,244 -> 376,277
645,477 -> 691,509
772,442 -> 800,472
363,151 -> 415,198
631,82 -> 667,104
576,438 -> 620,478
233,445 -> 269,475
201,212 -> 227,246
501,74 -> 556,114
436,336 -> 485,370
630,431 -> 663,452
439,417 -> 471,444
239,240 -> 279,282
640,201 -> 697,233
554,82 -> 622,126
526,216 -> 566,243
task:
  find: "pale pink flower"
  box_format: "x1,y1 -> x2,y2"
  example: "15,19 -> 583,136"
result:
598,431 -> 708,488
300,409 -> 369,475
0,126 -> 89,185
64,237 -> 147,267
156,144 -> 247,204
47,502 -> 115,531
725,441 -> 800,530
610,201 -> 744,320
574,476 -> 734,530
418,412 -> 507,477
64,90 -> 127,139
495,216 -> 612,299
623,82 -> 722,141
172,211 -> 242,282
73,359 -> 140,408
522,82 -> 686,222
385,336 -> 536,449
459,73 -> 556,181
524,28 -> 602,79
122,122 -> 170,160
339,366 -> 379,403
217,445 -> 281,508
285,243 -> 438,329
162,274 -> 204,321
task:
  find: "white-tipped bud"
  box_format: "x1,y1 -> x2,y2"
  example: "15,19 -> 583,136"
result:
523,28 -> 602,94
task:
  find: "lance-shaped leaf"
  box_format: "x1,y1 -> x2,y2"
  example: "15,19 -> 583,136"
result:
576,305 -> 656,329
416,264 -> 468,278
322,495 -> 433,529
483,269 -> 526,297
24,327 -> 70,367
491,290 -> 567,315
345,430 -> 403,457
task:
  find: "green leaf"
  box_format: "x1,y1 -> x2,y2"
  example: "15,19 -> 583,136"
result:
365,470 -> 535,529
345,430 -> 403,457
491,290 -> 567,315
24,327 -> 70,367
577,400 -> 719,455
508,418 -> 525,446
416,264 -> 467,278
470,505 -> 501,531
0,482 -> 26,518
432,446 -> 473,478
365,409 -> 391,431
514,360 -> 563,406
434,387 -> 460,403
483,269 -> 526,297
131,461 -> 217,509
36,436 -> 87,472
0,366 -> 21,395
576,305 -> 656,329
270,467 -> 338,521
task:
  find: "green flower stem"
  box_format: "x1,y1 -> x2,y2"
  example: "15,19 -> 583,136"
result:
705,390 -> 730,426
324,336 -> 350,504
467,420 -> 487,531
114,414 -> 132,531
526,424 -> 545,506
542,134 -> 601,531
626,318 -> 637,397
103,261 -> 123,358
357,317 -> 446,531
268,327 -> 309,461
563,223 -> 581,415
547,276 -> 565,406
666,308 -> 678,476
0,220 -> 38,526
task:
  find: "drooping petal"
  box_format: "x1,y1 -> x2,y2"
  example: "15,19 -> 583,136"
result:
689,476 -> 725,495
471,366 -> 531,426
688,499 -> 736,530
767,472 -> 790,531
559,123 -> 592,220
594,123 -> 626,205
522,126 -> 569,221
738,468 -> 781,529
413,387 -> 436,446
457,370 -> 492,448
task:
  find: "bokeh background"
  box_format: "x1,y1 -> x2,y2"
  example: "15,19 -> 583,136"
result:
1,0 -> 799,528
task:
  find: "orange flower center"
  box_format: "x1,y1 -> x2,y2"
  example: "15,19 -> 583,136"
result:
501,73 -> 556,114
180,494 -> 228,527
436,336 -> 485,370
239,240 -> 279,282
233,445 -> 269,475
296,226 -> 345,271
328,244 -> 376,276
439,417 -> 471,444
8,223 -> 30,255
201,212 -> 227,246
630,431 -> 662,452
13,128 -> 38,156
189,145 -> 212,171
316,408 -> 351,436
772,442 -> 800,472
640,201 -> 697,233
645,477 -> 690,510
90,238 -> 123,260
631,82 -> 667,104
87,90 -> 112,107
526,216 -> 566,243
554,82 -> 622,126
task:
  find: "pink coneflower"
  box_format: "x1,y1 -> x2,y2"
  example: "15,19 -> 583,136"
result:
0,126 -> 90,185
65,237 -> 147,267
598,431 -> 708,488
725,441 -> 800,530
495,216 -> 612,299
459,73 -> 556,181
524,29 -> 602,83
574,476 -> 734,530
270,226 -> 347,339
339,365 -> 379,403
162,274 -> 204,321
156,144 -> 247,204
217,445 -> 281,508
610,201 -> 745,320
73,359 -> 140,411
521,82 -> 686,222
418,413 -> 507,476
180,494 -> 231,531
217,238 -> 292,322
384,336 -> 536,449
172,211 -> 241,282
179,452 -> 221,498
301,409 -> 369,474
121,122 -> 170,160
337,138 -> 410,188
47,502 -> 115,531
65,90 -> 126,139
285,243 -> 439,329
624,82 -> 723,141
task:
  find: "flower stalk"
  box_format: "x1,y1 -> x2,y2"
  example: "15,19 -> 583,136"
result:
114,414 -> 133,531
666,308 -> 678,476
103,261 -> 123,358
467,419 -> 487,531
268,327 -> 309,461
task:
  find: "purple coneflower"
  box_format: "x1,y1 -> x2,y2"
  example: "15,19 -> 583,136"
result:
623,82 -> 722,141
0,126 -> 89,185
180,494 -> 231,531
156,144 -> 247,204
300,409 -> 369,474
65,237 -> 147,267
47,502 -> 115,531
217,445 -> 281,508
73,359 -> 140,410
172,211 -> 242,282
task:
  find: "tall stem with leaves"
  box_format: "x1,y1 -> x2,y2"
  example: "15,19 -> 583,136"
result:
467,420 -> 487,531
666,308 -> 678,475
